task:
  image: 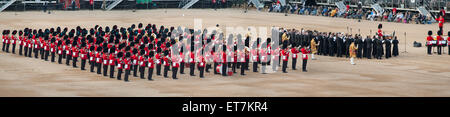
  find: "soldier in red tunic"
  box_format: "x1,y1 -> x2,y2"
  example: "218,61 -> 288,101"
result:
72,41 -> 79,68
89,46 -> 96,72
96,46 -> 103,74
117,52 -> 124,80
291,45 -> 300,70
50,38 -> 57,62
281,45 -> 289,73
109,47 -> 116,78
102,47 -> 109,76
301,46 -> 310,72
138,49 -> 146,79
426,31 -> 433,55
163,50 -> 171,78
147,51 -> 155,81
124,52 -> 132,82
198,51 -> 206,78
80,43 -> 88,70
11,30 -> 17,54
131,48 -> 139,77
436,31 -> 444,55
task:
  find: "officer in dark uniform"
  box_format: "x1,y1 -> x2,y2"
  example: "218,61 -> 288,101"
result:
356,36 -> 364,58
385,37 -> 392,59
336,36 -> 343,57
392,36 -> 399,57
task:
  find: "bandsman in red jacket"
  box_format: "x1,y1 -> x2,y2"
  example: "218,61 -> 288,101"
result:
65,40 -> 72,65
131,49 -> 139,77
50,38 -> 57,62
172,52 -> 180,80
124,52 -> 132,82
189,48 -> 196,76
251,43 -> 259,72
101,47 -> 109,76
436,31 -> 444,55
4,30 -> 10,53
155,48 -> 162,76
301,46 -> 311,72
116,52 -> 124,80
72,43 -> 79,68
281,45 -> 289,73
1,30 -> 7,52
96,47 -> 103,74
426,31 -> 433,55
138,50 -> 146,79
163,50 -> 171,78
147,51 -> 155,81
11,30 -> 17,54
198,53 -> 206,78
18,30 -> 24,55
89,46 -> 96,72
109,48 -> 116,78
291,45 -> 300,70
80,43 -> 88,70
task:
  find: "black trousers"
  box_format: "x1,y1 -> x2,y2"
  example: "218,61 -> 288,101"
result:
124,69 -> 130,82
34,49 -> 39,58
81,59 -> 86,70
245,58 -> 250,70
199,66 -> 204,78
72,57 -> 77,68
253,62 -> 258,72
240,62 -> 245,75
133,65 -> 138,77
40,48 -> 44,59
164,65 -> 169,78
180,62 -> 185,74
282,61 -> 288,73
232,62 -> 237,73
222,63 -> 227,76
51,52 -> 55,62
44,50 -> 49,61
292,57 -> 297,70
23,47 -> 27,56
90,61 -> 95,72
97,63 -> 102,74
172,67 -> 178,79
117,69 -> 123,80
302,59 -> 307,71
28,47 -> 32,57
437,46 -> 442,55
58,54 -> 63,64
103,64 -> 108,76
156,64 -> 162,75
148,68 -> 154,80
448,46 -> 450,55
19,45 -> 23,55
427,45 -> 432,55
66,55 -> 71,65
139,66 -> 145,79
110,65 -> 115,78
11,44 -> 15,53
206,64 -> 211,72
5,44 -> 9,52
190,63 -> 195,76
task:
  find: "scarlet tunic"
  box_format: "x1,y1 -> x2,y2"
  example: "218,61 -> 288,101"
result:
377,29 -> 383,37
291,48 -> 299,59
139,56 -> 146,67
89,52 -> 95,62
50,43 -> 56,53
437,36 -> 444,45
148,58 -> 155,69
109,54 -> 116,66
198,56 -> 206,67
131,55 -> 138,66
300,48 -> 310,60
102,54 -> 109,65
96,53 -> 102,63
281,49 -> 289,61
72,47 -> 79,57
426,36 -> 434,46
448,37 -> 450,46
124,59 -> 131,70
163,56 -> 170,67
251,50 -> 258,62
117,59 -> 123,69
155,53 -> 162,65
65,45 -> 71,55
80,49 -> 88,60
10,36 -> 16,45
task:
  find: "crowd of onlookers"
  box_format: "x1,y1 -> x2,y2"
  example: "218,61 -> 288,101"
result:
267,3 -> 436,25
